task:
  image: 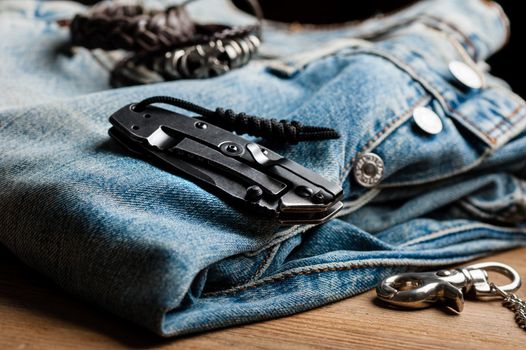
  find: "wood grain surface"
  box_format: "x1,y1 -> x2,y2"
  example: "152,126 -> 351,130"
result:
0,247 -> 524,349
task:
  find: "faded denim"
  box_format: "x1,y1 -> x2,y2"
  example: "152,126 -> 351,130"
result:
1,0 -> 525,336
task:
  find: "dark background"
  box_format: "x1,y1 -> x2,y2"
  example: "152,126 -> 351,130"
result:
76,0 -> 525,97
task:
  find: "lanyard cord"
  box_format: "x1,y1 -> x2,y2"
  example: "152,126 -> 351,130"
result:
133,96 -> 340,143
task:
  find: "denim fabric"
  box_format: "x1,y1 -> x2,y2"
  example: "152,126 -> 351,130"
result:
1,0 -> 525,337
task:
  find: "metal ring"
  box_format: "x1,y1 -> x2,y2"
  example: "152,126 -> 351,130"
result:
466,262 -> 522,297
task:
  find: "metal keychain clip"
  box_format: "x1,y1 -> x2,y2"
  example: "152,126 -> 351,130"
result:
376,262 -> 521,313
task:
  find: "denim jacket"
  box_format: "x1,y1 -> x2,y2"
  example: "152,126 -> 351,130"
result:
1,0 -> 525,337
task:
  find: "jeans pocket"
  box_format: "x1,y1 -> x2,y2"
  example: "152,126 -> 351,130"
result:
341,29 -> 526,189
265,37 -> 373,78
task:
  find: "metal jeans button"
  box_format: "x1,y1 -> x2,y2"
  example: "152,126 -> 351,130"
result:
353,153 -> 385,188
448,61 -> 483,90
413,106 -> 443,135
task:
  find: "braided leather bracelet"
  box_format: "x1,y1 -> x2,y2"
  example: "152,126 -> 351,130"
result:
69,0 -> 262,86
70,3 -> 197,52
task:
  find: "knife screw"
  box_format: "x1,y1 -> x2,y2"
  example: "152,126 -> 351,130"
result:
195,121 -> 207,129
226,144 -> 239,153
245,185 -> 263,201
295,186 -> 314,198
313,192 -> 325,204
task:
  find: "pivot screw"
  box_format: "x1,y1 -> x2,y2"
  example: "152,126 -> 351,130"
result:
226,144 -> 239,153
312,192 -> 326,204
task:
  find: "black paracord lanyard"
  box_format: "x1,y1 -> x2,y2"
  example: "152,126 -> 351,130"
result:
133,96 -> 340,143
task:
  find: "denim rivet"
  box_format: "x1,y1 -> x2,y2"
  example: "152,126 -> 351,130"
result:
413,107 -> 443,135
353,153 -> 384,188
449,61 -> 483,90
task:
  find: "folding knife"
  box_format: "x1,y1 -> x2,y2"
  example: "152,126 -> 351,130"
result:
108,104 -> 343,225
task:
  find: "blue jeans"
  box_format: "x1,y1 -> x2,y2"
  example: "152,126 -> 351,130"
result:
1,0 -> 525,337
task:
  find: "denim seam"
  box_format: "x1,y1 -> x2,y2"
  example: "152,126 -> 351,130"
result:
244,225 -> 313,257
336,188 -> 382,216
353,47 -> 526,148
421,15 -> 478,60
378,148 -> 490,188
201,255 -> 490,298
464,185 -> 519,209
460,177 -> 525,221
171,255 -> 493,336
458,200 -> 515,222
449,110 -> 498,145
400,222 -> 526,247
338,94 -> 431,181
486,104 -> 524,138
268,38 -> 373,76
268,10 -> 476,76
349,49 -> 460,133
250,243 -> 281,281
202,223 -> 526,298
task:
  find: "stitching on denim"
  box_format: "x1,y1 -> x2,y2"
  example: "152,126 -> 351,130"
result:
281,39 -> 521,185
281,38 -> 373,74
380,43 -> 524,148
250,244 -> 280,281
400,222 -> 526,247
169,256 -> 485,333
243,225 -> 313,257
349,49 -> 460,129
450,109 -> 498,145
338,94 -> 430,181
458,200 -> 518,223
487,104 -> 523,136
459,177 -> 526,222
201,255 -> 489,298
354,48 -> 522,148
354,49 -> 447,104
422,15 -> 478,60
379,148 -> 491,188
459,200 -> 496,220
336,188 -> 382,216
202,219 -> 526,298
466,178 -> 523,211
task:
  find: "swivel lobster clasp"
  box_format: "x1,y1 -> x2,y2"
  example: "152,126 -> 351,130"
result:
376,262 -> 521,313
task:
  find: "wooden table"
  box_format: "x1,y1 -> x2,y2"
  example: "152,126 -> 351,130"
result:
1,247 -> 524,349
